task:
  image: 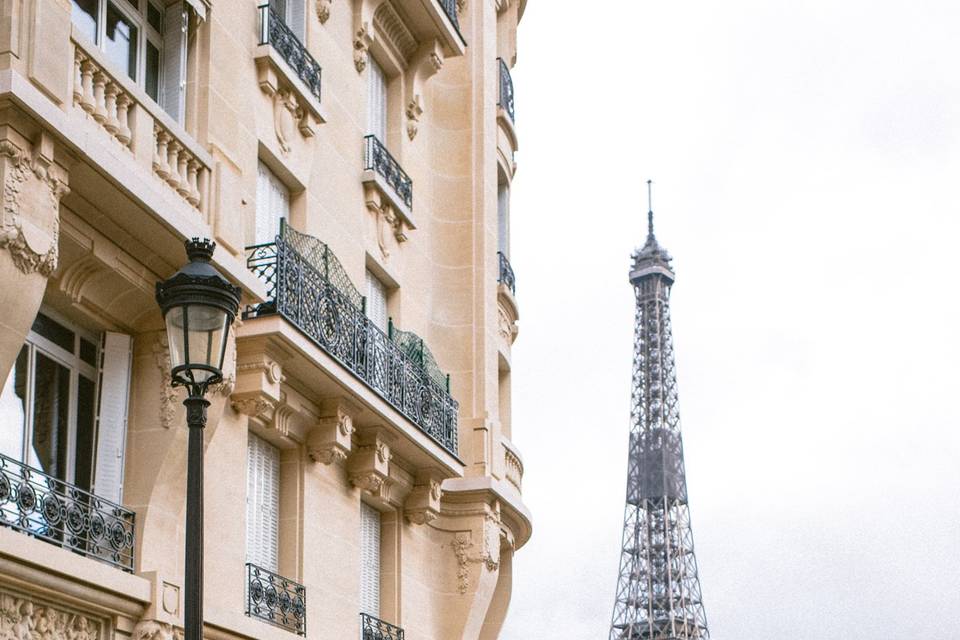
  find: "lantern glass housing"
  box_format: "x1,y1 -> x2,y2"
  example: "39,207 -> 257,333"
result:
156,238 -> 242,393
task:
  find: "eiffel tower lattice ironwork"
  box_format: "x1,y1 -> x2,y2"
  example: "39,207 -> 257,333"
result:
609,183 -> 710,640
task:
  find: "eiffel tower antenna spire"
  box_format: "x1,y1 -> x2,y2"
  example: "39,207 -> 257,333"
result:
610,187 -> 710,640
647,179 -> 654,238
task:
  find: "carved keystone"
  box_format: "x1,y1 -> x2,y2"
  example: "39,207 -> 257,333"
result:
307,398 -> 358,464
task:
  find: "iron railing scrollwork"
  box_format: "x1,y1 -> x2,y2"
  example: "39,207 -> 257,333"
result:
258,3 -> 323,103
246,563 -> 307,635
0,453 -> 135,572
391,323 -> 450,391
364,135 -> 413,209
497,58 -> 515,122
497,251 -> 516,294
361,613 -> 405,640
244,226 -> 459,456
438,0 -> 462,35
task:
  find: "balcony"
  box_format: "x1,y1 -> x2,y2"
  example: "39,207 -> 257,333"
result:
244,223 -> 459,457
497,251 -> 516,295
0,453 -> 136,572
438,0 -> 464,41
498,58 -> 515,123
361,613 -> 405,640
258,4 -> 322,103
246,563 -> 306,635
364,135 -> 413,211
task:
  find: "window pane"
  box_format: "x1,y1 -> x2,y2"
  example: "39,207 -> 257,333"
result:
0,347 -> 29,461
106,3 -> 138,82
147,3 -> 163,32
71,0 -> 99,42
186,305 -> 228,381
80,338 -> 98,367
74,375 -> 97,493
30,353 -> 71,481
145,42 -> 160,102
32,313 -> 75,354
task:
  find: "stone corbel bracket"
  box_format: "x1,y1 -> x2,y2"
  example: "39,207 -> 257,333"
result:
347,427 -> 397,500
253,49 -> 327,152
307,397 -> 359,464
405,467 -> 444,525
405,41 -> 444,140
0,129 -> 70,277
352,0 -> 378,72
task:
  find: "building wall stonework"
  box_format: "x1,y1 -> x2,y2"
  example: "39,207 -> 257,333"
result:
0,0 -> 529,638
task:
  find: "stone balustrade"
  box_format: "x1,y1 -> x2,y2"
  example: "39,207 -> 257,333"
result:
71,37 -> 211,213
503,439 -> 524,492
73,49 -> 133,149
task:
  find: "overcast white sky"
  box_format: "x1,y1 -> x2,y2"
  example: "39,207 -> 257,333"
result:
500,1 -> 960,637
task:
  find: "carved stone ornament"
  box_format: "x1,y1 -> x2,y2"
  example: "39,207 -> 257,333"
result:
405,96 -> 423,141
307,405 -> 354,464
273,89 -> 300,154
133,619 -> 184,640
351,472 -> 384,494
452,533 -> 471,594
231,395 -> 276,418
0,592 -> 101,640
153,335 -> 181,429
0,140 -> 69,276
457,0 -> 467,13
316,0 -> 332,23
354,25 -> 373,72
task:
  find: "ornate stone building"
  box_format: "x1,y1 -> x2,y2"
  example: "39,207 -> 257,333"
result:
0,0 -> 529,638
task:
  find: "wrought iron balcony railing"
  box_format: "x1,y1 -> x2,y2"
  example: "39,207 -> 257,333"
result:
0,453 -> 135,572
497,251 -> 516,294
361,613 -> 405,640
391,322 -> 450,392
246,563 -> 306,635
438,0 -> 461,34
258,3 -> 322,103
497,58 -> 515,122
245,223 -> 459,456
364,135 -> 413,209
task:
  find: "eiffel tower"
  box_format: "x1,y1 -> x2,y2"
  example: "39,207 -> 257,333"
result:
609,183 -> 710,640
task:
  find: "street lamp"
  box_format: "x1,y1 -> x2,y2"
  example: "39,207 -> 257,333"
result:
156,238 -> 241,640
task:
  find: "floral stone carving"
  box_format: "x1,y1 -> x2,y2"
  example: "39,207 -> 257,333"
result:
0,592 -> 101,640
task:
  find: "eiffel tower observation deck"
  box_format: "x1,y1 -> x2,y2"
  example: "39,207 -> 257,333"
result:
609,183 -> 710,640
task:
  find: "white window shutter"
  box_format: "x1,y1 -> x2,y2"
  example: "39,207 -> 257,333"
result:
246,433 -> 280,572
498,182 -> 510,256
256,162 -> 288,244
359,502 -> 381,617
289,0 -> 307,42
367,58 -> 387,142
365,271 -> 388,333
159,2 -> 187,123
93,332 -> 132,505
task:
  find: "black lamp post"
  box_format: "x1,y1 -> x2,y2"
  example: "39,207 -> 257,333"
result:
156,238 -> 241,640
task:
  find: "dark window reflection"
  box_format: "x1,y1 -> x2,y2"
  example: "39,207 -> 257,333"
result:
105,2 -> 138,82
71,0 -> 99,42
32,313 -> 75,354
30,354 -> 70,481
75,375 -> 97,493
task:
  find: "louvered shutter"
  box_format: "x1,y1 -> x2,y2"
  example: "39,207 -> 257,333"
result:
365,270 -> 388,333
256,162 -> 288,244
159,2 -> 187,124
359,502 -> 381,617
288,0 -> 306,42
498,182 -> 510,256
367,58 -> 387,142
246,434 -> 280,572
93,332 -> 132,505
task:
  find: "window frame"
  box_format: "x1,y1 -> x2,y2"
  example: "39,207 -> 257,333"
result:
1,308 -> 100,487
73,0 -> 165,101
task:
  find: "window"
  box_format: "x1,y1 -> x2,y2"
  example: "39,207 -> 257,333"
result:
246,433 -> 280,572
359,502 -> 381,617
367,57 -> 388,143
365,270 -> 388,333
71,0 -> 188,122
255,162 -> 290,245
497,180 -> 510,257
270,0 -> 307,40
0,311 -> 132,502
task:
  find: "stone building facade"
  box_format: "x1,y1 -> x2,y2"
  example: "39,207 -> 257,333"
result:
0,0 -> 529,638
